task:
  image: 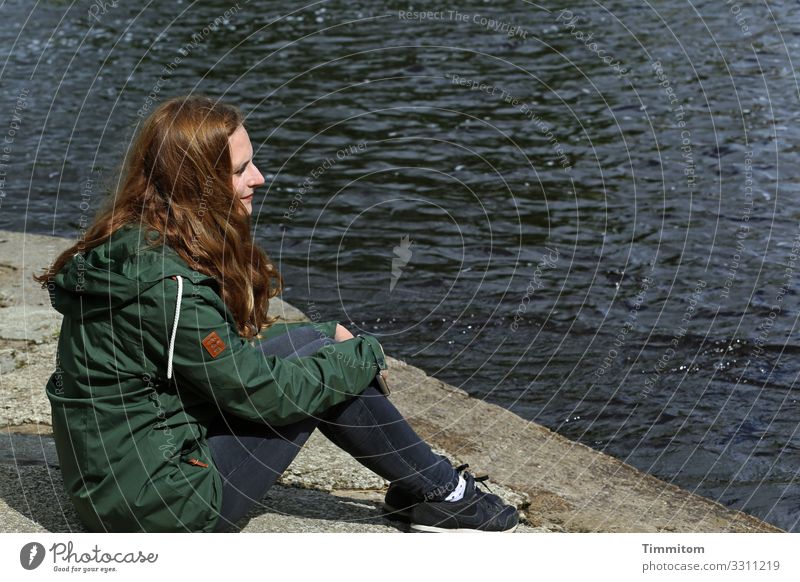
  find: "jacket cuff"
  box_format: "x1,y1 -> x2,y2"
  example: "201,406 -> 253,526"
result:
357,333 -> 387,371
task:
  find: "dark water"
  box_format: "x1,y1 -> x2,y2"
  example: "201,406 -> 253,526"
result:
2,0 -> 799,530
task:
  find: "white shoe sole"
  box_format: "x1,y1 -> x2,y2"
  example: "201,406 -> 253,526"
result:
409,523 -> 519,533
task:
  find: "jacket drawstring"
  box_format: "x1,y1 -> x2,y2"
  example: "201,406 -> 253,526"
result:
166,275 -> 183,380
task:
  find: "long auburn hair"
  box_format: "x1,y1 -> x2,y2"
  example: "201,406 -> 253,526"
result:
33,95 -> 283,339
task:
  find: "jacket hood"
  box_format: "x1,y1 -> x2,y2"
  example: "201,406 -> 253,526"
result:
51,223 -> 216,319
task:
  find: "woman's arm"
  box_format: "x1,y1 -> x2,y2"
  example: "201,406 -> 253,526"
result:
141,278 -> 387,426
334,324 -> 389,382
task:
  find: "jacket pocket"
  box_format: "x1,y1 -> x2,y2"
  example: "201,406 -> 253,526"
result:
148,441 -> 220,532
165,442 -> 214,481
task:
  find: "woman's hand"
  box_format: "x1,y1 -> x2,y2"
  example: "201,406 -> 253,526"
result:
334,324 -> 355,342
335,324 -> 388,382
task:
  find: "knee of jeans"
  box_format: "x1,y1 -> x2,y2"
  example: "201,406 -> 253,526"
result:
310,324 -> 339,346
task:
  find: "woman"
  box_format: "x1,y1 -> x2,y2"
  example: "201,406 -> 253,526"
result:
34,95 -> 518,533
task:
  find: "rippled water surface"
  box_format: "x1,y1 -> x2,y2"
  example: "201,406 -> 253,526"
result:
2,0 -> 799,530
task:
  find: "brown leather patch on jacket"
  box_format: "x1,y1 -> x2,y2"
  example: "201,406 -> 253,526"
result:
201,331 -> 226,358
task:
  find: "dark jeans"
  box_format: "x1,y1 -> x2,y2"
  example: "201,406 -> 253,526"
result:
207,325 -> 458,532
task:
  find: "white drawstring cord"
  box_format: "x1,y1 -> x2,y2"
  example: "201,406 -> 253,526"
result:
166,275 -> 183,380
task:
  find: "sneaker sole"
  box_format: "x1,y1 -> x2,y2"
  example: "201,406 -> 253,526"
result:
409,522 -> 519,533
382,503 -> 414,522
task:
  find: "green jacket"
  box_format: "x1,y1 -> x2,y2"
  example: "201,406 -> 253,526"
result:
44,223 -> 387,532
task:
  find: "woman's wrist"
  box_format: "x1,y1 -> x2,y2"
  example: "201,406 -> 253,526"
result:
356,333 -> 387,372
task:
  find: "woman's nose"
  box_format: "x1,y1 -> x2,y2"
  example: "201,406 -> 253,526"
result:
250,166 -> 265,186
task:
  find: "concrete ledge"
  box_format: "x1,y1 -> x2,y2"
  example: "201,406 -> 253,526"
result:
0,230 -> 781,533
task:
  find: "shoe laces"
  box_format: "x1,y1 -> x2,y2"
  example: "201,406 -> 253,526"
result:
455,463 -> 495,494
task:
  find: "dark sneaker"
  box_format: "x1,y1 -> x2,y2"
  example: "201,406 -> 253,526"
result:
384,464 -> 519,532
382,484 -> 417,522
382,463 -> 471,521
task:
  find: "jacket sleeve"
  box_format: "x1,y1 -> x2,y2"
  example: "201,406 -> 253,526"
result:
151,277 -> 386,426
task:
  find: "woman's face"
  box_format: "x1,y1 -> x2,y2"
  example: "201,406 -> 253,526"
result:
228,125 -> 265,215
